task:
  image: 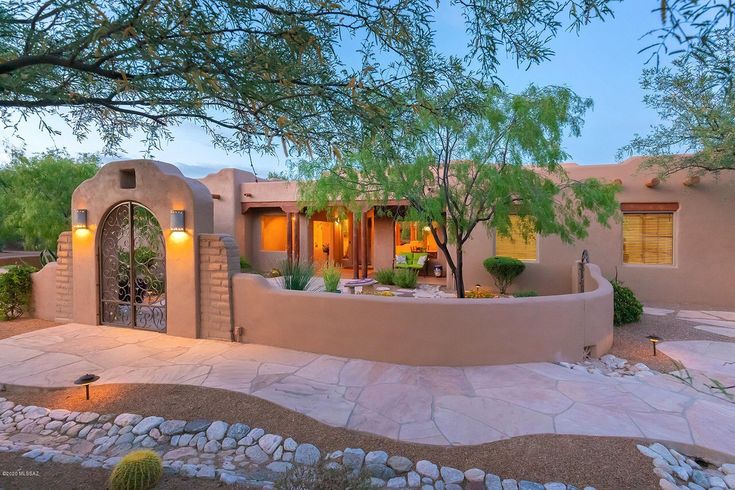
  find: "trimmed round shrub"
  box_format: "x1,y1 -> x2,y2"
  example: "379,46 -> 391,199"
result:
109,449 -> 163,490
374,268 -> 395,285
514,290 -> 538,297
0,264 -> 36,320
611,279 -> 643,326
393,269 -> 418,288
483,256 -> 525,294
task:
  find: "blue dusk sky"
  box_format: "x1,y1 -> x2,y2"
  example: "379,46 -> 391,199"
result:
0,2 -> 671,178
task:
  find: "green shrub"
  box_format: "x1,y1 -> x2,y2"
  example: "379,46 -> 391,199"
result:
514,290 -> 538,297
374,268 -> 395,285
0,264 -> 36,320
278,260 -> 315,290
321,261 -> 341,293
108,449 -> 162,490
393,269 -> 418,288
240,257 -> 252,272
483,256 -> 526,294
611,279 -> 643,326
276,462 -> 373,490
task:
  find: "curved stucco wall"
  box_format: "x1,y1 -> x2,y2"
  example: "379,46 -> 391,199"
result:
232,263 -> 613,366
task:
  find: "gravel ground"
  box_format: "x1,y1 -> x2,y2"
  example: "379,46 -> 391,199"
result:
0,451 -> 231,489
609,312 -> 734,372
0,318 -> 58,340
4,383 -> 658,490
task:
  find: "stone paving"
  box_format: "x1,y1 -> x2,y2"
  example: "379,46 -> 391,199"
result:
1,323 -> 735,460
645,307 -> 735,384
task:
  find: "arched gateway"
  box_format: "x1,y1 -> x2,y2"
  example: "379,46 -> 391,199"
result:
70,160 -> 216,338
99,201 -> 166,331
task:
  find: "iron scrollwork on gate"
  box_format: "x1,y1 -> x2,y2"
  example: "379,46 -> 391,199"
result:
99,202 -> 167,332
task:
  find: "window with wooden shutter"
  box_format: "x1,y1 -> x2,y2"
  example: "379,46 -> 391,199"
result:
495,216 -> 537,261
623,213 -> 674,265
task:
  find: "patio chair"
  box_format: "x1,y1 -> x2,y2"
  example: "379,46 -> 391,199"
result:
395,252 -> 429,275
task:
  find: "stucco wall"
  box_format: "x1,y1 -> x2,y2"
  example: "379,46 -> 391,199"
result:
199,169 -> 256,256
31,262 -> 57,321
198,234 -> 239,340
55,231 -> 73,322
232,263 -> 612,366
373,217 -> 395,271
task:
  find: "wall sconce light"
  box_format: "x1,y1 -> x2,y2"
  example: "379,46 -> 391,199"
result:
646,335 -> 662,356
74,373 -> 100,400
170,210 -> 185,231
73,209 -> 88,230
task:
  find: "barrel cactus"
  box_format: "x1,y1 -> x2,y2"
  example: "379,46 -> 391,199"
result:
109,449 -> 163,490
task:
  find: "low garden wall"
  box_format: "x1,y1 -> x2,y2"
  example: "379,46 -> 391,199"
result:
231,263 -> 613,366
30,262 -> 57,322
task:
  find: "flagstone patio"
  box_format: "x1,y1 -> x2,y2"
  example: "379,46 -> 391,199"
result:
1,323 -> 734,460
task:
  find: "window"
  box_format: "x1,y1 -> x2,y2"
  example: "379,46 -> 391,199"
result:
623,213 -> 673,265
395,221 -> 439,255
495,215 -> 537,261
261,215 -> 287,251
120,169 -> 136,189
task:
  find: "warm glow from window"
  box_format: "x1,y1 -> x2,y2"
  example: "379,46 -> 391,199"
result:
395,221 -> 439,254
495,216 -> 537,261
261,215 -> 287,251
623,213 -> 673,265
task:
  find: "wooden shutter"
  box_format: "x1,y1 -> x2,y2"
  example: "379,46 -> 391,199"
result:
495,216 -> 537,261
623,213 -> 673,265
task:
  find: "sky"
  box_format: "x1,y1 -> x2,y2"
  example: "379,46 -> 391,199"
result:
0,1 -> 670,178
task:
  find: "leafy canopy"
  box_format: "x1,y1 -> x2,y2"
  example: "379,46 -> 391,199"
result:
0,0 -> 616,157
620,30 -> 735,176
0,149 -> 99,250
297,78 -> 619,296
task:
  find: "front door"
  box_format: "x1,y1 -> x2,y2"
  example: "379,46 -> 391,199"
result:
99,202 -> 166,332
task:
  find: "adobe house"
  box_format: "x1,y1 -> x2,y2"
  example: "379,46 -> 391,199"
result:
30,155 -> 735,343
206,156 -> 735,309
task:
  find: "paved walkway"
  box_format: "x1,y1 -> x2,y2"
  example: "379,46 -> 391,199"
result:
1,323 -> 735,459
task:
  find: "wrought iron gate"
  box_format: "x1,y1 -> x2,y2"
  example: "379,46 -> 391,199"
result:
99,202 -> 166,332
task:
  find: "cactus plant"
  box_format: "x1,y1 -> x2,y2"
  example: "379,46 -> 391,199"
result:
109,449 -> 163,490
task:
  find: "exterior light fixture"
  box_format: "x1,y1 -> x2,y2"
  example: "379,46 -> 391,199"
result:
646,335 -> 662,356
170,210 -> 185,231
73,209 -> 88,230
74,373 -> 100,400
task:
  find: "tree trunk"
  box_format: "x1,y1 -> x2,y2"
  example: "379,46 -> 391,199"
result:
454,244 -> 465,298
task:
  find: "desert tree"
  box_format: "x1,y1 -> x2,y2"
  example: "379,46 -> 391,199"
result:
0,0 -> 619,158
620,30 -> 735,177
0,149 -> 99,250
298,77 -> 619,296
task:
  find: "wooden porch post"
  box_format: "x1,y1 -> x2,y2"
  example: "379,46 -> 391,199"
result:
351,212 -> 359,279
294,213 -> 301,263
360,210 -> 368,279
286,212 -> 293,263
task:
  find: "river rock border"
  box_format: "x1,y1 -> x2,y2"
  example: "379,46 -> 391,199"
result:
0,397 -> 600,489
637,442 -> 735,490
558,354 -> 655,378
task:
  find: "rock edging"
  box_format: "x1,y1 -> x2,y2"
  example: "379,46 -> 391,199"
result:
0,397 -> 596,489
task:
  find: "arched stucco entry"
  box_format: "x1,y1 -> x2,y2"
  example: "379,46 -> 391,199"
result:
71,160 -> 214,338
